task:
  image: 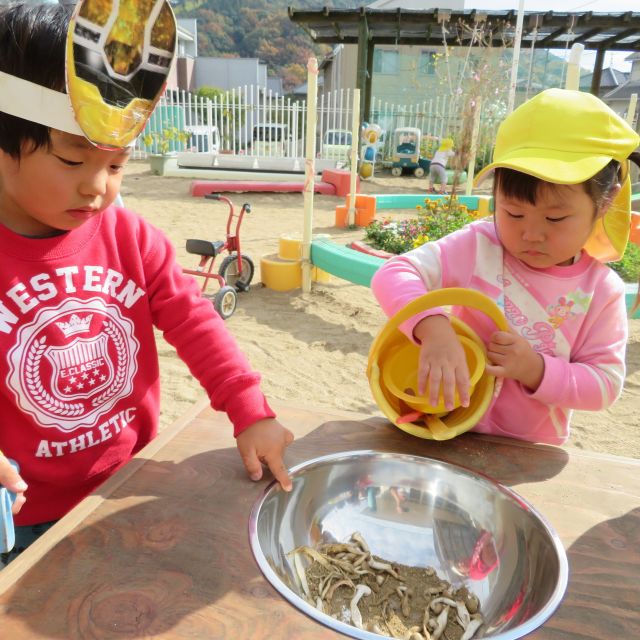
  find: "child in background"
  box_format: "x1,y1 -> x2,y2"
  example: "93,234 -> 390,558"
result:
372,88 -> 640,445
0,3 -> 292,566
428,138 -> 455,193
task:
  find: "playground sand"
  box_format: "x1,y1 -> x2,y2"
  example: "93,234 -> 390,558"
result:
122,160 -> 640,460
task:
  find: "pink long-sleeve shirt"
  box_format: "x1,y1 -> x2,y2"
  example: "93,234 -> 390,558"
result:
371,218 -> 628,445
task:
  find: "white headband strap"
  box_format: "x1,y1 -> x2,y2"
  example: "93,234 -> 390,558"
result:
0,70 -> 84,136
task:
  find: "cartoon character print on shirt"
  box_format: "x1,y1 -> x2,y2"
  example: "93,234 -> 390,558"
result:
7,297 -> 139,431
547,296 -> 575,329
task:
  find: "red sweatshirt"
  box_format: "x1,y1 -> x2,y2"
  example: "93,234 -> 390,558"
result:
0,206 -> 275,525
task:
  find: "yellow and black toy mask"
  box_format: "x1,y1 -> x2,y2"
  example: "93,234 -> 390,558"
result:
0,0 -> 176,149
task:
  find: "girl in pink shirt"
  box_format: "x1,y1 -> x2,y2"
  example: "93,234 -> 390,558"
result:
372,89 -> 640,444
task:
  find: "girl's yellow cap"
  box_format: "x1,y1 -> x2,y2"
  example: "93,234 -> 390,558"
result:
475,88 -> 640,262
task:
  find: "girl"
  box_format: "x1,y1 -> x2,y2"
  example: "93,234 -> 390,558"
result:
372,88 -> 640,444
428,137 -> 455,194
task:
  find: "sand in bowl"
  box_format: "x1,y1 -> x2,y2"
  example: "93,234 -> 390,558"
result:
289,532 -> 483,640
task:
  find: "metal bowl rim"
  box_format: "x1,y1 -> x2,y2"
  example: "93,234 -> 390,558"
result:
248,449 -> 569,640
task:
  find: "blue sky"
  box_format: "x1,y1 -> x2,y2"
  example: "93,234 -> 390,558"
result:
464,0 -> 638,71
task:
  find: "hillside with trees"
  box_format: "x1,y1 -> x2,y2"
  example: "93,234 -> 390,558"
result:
173,0 -> 366,89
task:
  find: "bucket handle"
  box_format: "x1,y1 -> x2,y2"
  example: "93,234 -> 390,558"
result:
371,288 -> 509,351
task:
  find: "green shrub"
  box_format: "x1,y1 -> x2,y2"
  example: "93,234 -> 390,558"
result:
610,242 -> 640,283
364,196 -> 476,254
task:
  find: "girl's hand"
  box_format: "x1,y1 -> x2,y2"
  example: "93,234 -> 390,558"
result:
414,315 -> 470,411
486,330 -> 544,391
235,419 -> 294,492
0,455 -> 27,515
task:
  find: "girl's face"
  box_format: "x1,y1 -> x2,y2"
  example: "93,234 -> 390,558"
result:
0,130 -> 129,237
494,182 -> 611,268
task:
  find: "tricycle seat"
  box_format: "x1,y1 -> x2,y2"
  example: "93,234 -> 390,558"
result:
186,239 -> 225,257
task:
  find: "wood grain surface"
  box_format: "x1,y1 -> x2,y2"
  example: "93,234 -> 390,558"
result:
0,400 -> 638,639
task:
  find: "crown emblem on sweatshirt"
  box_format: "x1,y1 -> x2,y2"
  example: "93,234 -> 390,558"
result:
55,313 -> 93,338
8,298 -> 140,432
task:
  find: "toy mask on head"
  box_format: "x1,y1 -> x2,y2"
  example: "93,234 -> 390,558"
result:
0,0 -> 176,149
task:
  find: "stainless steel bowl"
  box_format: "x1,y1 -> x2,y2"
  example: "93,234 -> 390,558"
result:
249,450 -> 568,639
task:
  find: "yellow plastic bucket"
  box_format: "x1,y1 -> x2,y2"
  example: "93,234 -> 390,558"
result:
367,288 -> 509,440
382,335 -> 485,413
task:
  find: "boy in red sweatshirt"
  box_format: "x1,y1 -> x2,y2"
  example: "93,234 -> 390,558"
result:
0,2 -> 293,566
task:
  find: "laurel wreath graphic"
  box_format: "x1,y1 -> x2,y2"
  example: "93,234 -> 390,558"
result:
91,320 -> 128,408
25,337 -> 84,417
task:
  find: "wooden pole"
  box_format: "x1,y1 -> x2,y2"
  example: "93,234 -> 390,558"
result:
356,15 -> 369,125
465,97 -> 482,196
347,89 -> 360,227
590,48 -> 606,96
564,43 -> 584,91
301,58 -> 318,294
626,93 -> 638,126
506,0 -> 525,114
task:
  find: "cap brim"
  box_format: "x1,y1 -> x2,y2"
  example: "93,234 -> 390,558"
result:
474,148 -> 613,188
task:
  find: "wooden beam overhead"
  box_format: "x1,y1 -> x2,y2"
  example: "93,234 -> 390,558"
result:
288,7 -> 640,51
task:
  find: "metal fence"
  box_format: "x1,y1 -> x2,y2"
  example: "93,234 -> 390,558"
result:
135,85 -> 502,170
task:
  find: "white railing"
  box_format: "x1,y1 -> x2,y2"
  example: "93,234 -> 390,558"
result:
135,85 -> 501,169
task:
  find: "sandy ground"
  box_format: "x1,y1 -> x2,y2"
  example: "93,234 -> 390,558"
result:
121,160 -> 640,459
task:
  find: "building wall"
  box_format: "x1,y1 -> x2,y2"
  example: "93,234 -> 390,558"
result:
322,43 -> 462,104
321,44 -> 358,96
166,61 -> 179,90
194,58 -> 264,91
177,19 -> 198,58
177,57 -> 196,92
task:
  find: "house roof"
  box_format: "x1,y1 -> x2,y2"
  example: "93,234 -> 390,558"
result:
603,80 -> 640,100
288,7 -> 640,52
581,66 -> 629,89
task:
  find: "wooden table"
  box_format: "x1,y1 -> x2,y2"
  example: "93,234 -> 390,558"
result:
0,400 -> 638,639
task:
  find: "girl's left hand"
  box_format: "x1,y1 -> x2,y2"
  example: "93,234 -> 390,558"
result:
235,419 -> 294,492
485,330 -> 544,391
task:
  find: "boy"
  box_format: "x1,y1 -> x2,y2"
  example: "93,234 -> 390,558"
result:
0,2 -> 293,566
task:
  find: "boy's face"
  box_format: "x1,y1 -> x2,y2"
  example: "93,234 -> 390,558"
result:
494,182 -> 606,268
0,130 -> 129,237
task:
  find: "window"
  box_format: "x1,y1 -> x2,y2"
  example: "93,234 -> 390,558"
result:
420,51 -> 437,75
373,50 -> 399,75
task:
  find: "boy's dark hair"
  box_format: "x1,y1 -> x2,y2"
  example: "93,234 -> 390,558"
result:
0,3 -> 71,158
494,151 -> 640,211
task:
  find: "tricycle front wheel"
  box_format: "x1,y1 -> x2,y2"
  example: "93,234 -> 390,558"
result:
219,254 -> 255,292
214,286 -> 237,319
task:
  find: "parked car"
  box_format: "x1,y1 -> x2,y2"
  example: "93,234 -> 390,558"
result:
320,129 -> 352,164
249,123 -> 291,156
185,125 -> 220,153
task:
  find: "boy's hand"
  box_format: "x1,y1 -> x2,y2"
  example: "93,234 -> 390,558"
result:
235,419 -> 294,492
0,456 -> 27,515
414,315 -> 470,411
486,330 -> 544,391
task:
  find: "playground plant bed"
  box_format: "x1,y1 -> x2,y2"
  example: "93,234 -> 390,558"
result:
363,195 -> 476,255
